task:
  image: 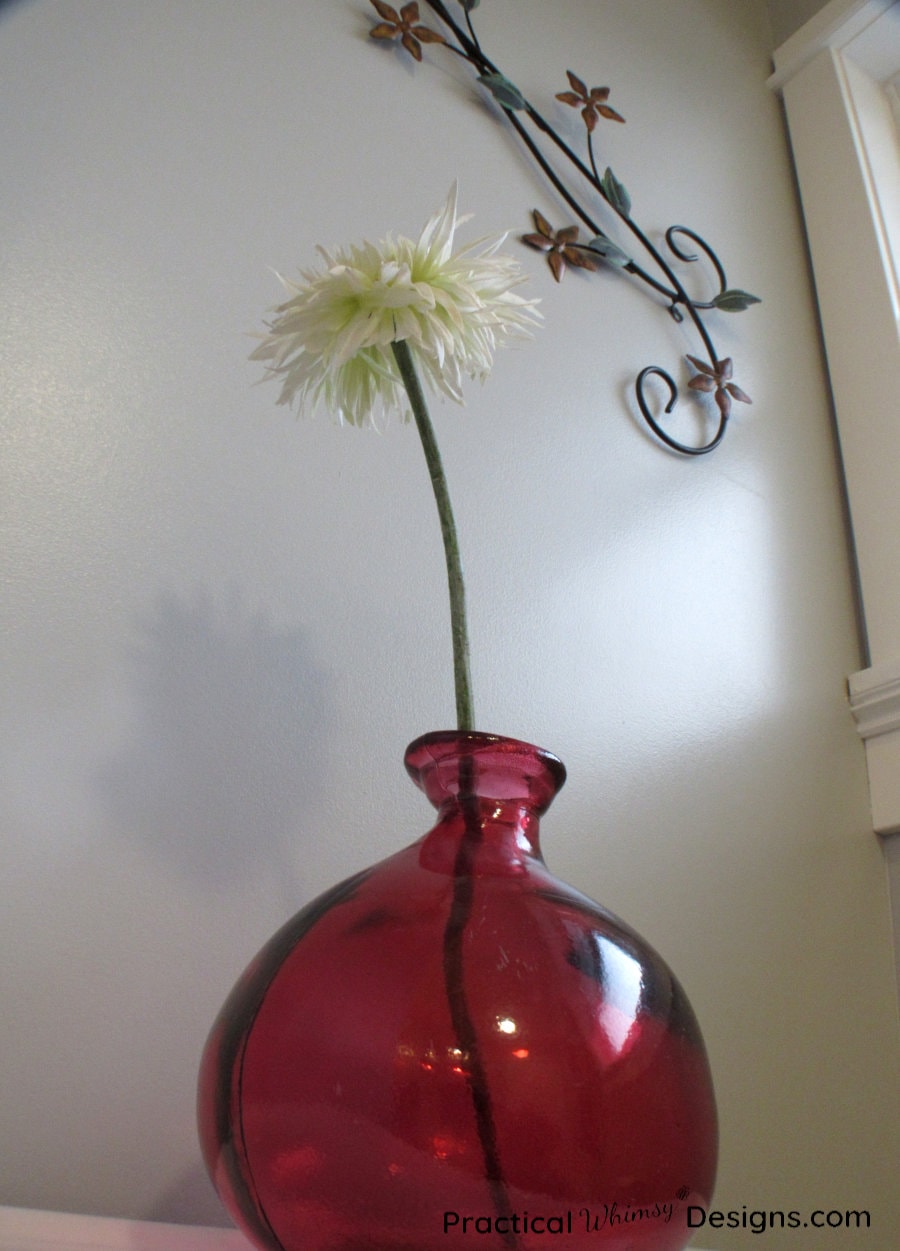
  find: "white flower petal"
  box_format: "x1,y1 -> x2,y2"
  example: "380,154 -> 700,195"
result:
251,186 -> 541,427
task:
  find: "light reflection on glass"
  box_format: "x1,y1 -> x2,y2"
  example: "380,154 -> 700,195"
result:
597,938 -> 643,1055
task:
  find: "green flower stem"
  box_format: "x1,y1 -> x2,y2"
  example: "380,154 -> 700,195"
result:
391,338 -> 474,732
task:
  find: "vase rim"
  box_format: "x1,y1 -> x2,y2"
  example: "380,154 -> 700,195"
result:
404,729 -> 567,808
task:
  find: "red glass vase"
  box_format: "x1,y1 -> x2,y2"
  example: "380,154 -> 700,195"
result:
197,731 -> 717,1251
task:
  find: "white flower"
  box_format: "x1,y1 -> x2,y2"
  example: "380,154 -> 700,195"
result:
249,184 -> 541,427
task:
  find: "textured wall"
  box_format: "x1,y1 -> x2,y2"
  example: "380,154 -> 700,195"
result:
2,0 -> 898,1245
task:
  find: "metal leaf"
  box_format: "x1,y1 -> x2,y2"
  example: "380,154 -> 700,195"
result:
601,167 -> 631,218
712,288 -> 762,312
477,72 -> 527,111
586,235 -> 630,268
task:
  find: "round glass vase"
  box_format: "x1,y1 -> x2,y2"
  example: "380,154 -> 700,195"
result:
197,730 -> 717,1251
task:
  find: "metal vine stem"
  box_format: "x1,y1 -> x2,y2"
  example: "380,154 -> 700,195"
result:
368,0 -> 760,455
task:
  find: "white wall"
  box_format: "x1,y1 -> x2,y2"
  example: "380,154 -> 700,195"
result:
2,1 -> 898,1245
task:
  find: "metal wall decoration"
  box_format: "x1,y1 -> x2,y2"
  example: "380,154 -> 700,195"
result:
368,0 -> 761,455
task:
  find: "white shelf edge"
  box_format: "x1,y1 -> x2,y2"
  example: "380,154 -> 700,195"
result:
0,1206 -> 718,1251
0,1207 -> 252,1251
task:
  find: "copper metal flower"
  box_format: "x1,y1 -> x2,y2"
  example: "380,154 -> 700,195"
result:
522,210 -> 601,283
368,0 -> 444,62
556,71 -> 625,131
686,355 -> 752,418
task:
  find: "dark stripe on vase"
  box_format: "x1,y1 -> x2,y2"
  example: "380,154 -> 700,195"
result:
441,759 -> 520,1250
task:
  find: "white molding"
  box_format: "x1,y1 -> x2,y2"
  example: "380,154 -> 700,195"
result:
0,1207 -> 251,1251
848,657 -> 900,737
850,725 -> 900,834
770,1 -> 900,835
849,659 -> 900,832
768,0 -> 897,89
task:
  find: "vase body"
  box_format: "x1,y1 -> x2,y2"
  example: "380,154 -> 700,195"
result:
198,731 -> 717,1251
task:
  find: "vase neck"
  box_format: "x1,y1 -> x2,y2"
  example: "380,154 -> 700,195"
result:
404,731 -> 566,876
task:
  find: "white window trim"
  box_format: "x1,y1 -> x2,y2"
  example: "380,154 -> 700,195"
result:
770,0 -> 900,834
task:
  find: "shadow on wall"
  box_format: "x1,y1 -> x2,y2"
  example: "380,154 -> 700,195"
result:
140,1161 -> 235,1230
101,589 -> 329,891
0,0 -> 33,19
